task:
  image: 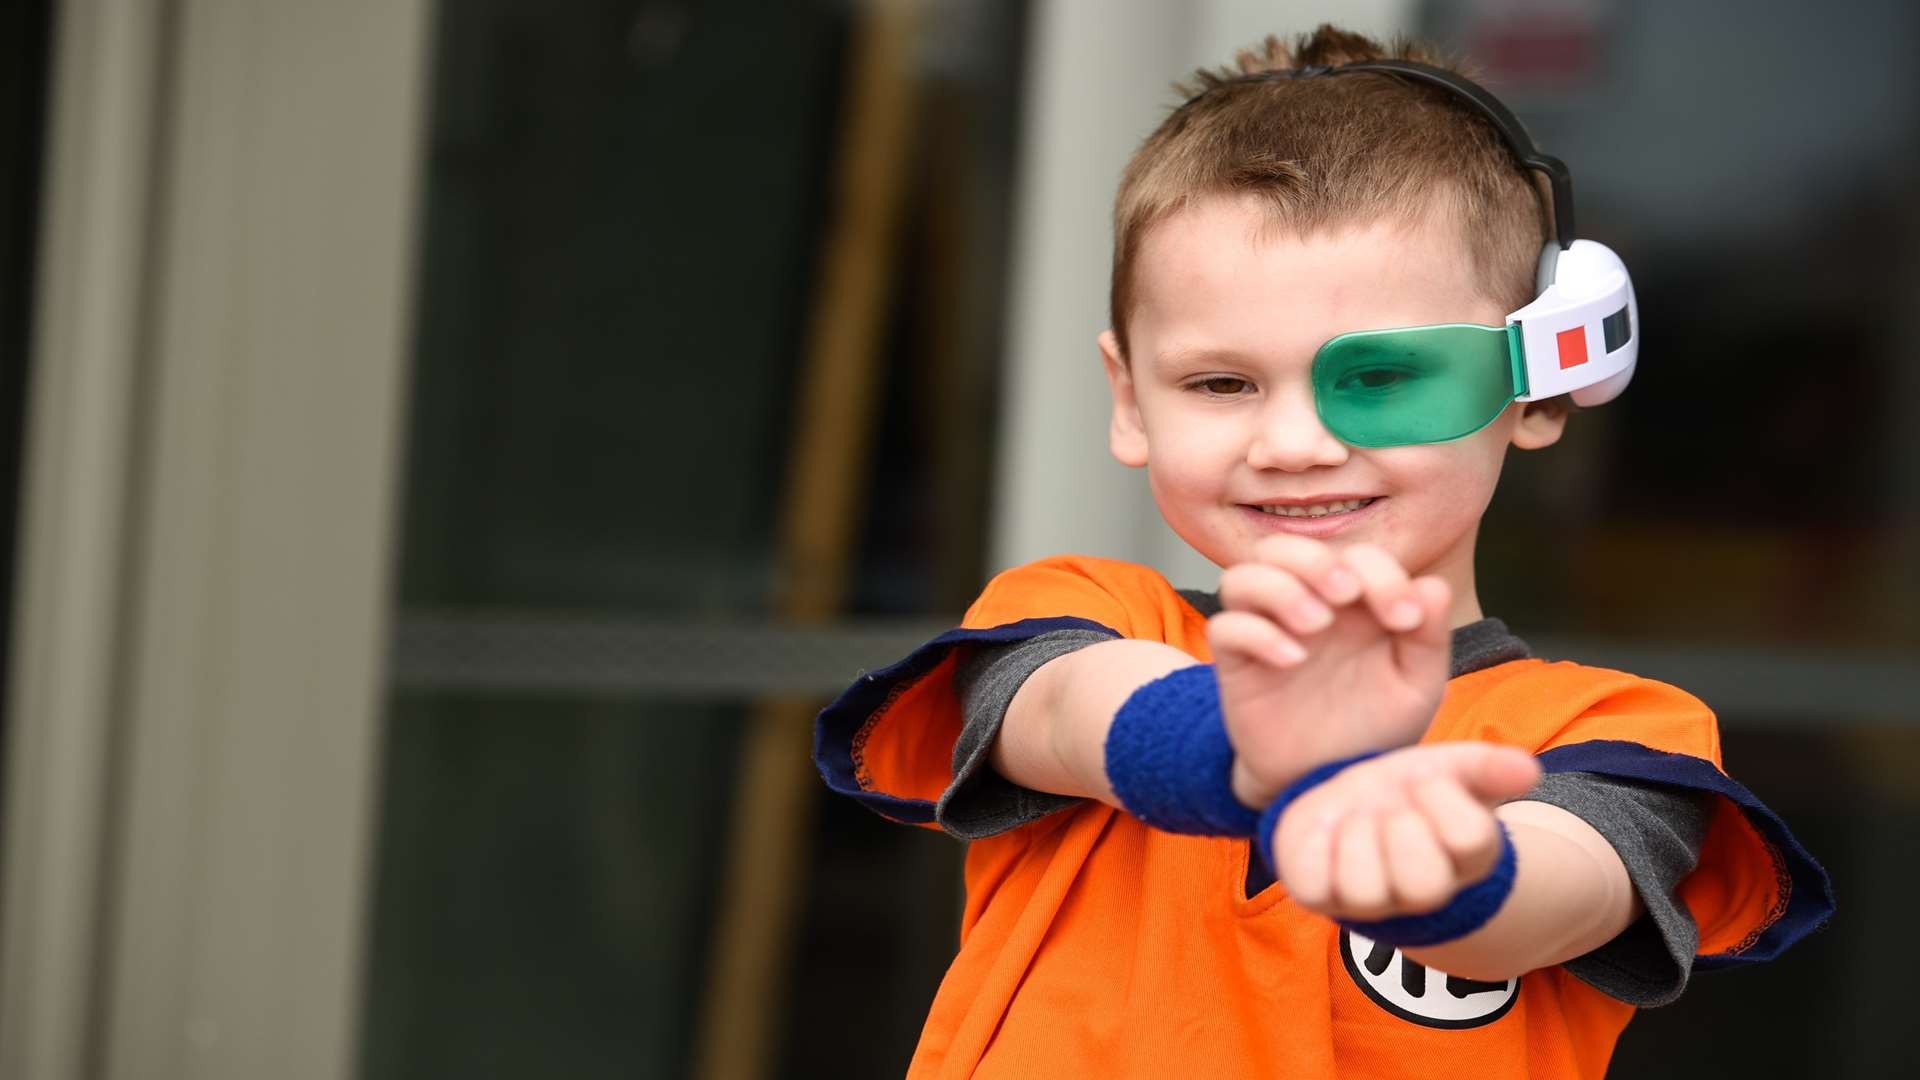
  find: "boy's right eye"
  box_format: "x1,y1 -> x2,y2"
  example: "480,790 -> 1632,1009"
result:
1331,365 -> 1417,394
1189,376 -> 1252,396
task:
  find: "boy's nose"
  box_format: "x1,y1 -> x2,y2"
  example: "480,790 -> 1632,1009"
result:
1246,389 -> 1349,471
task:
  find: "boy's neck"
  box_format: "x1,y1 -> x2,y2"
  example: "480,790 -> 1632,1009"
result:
1448,587 -> 1487,629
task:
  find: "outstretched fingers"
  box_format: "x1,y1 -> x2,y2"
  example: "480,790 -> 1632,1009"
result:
1339,543 -> 1421,632
1250,534 -> 1363,605
1218,562 -> 1335,639
1208,610 -> 1310,668
1391,574 -> 1453,679
1335,543 -> 1451,683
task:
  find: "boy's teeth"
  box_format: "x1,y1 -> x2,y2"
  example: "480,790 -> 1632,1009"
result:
1255,498 -> 1374,518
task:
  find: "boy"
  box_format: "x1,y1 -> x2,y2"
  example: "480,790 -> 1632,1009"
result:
814,26 -> 1830,1078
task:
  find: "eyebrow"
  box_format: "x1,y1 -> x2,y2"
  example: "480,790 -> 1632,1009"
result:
1151,346 -> 1265,371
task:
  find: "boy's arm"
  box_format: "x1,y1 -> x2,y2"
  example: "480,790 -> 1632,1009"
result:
987,638 -> 1192,806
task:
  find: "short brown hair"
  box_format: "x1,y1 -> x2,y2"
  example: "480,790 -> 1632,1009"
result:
1109,25 -> 1546,358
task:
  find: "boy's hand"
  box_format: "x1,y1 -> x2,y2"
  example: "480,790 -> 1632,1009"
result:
1269,742 -> 1541,922
1208,536 -> 1453,807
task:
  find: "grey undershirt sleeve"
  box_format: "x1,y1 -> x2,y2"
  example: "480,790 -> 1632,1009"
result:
935,628 -> 1117,841
1523,770 -> 1714,1007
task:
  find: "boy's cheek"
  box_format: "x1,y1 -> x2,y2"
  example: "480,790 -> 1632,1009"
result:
1378,444 -> 1504,502
1140,422 -> 1239,479
1149,452 -> 1240,505
1146,464 -> 1215,511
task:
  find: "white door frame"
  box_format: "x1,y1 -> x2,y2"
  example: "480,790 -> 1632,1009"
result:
0,2 -> 431,1077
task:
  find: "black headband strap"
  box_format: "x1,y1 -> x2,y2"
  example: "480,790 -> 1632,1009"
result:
1180,59 -> 1575,249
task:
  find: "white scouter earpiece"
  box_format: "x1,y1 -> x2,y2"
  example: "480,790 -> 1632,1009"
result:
1508,239 -> 1638,405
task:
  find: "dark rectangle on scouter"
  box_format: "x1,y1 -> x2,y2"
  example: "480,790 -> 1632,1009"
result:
1603,306 -> 1632,352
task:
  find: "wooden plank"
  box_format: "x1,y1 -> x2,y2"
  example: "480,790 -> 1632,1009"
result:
689,2 -> 924,1077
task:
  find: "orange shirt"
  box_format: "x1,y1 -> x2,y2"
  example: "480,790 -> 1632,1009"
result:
813,555 -> 1832,1079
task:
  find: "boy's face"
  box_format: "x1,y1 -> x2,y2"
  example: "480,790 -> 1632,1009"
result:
1101,194 -> 1566,616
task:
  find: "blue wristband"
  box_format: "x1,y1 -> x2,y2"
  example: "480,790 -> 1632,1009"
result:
1104,664 -> 1259,836
1254,750 -> 1520,948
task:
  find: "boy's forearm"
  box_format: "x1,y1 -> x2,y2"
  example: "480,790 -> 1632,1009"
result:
1400,800 -> 1643,981
988,639 -> 1198,807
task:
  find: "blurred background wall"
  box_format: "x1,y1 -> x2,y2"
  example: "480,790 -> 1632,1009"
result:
0,1 -> 1914,1078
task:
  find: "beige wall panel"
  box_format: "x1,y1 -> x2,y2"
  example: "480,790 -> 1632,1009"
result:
0,2 -> 167,1076
2,2 -> 432,1079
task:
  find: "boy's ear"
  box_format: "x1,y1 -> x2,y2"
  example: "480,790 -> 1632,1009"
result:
1099,330 -> 1149,467
1510,396 -> 1571,450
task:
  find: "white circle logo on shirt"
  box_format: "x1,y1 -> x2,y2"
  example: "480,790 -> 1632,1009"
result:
1339,929 -> 1520,1029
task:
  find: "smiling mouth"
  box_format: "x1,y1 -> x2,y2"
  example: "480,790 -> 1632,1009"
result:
1247,497 -> 1379,519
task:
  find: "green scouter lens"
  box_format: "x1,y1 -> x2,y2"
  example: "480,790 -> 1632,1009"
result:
1311,323 -> 1521,448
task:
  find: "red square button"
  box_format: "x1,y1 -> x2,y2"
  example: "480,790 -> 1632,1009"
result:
1556,326 -> 1589,369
